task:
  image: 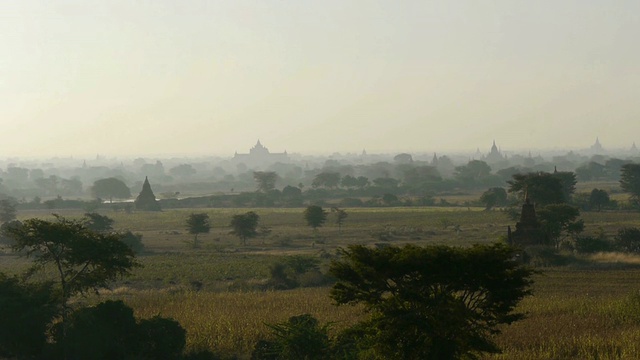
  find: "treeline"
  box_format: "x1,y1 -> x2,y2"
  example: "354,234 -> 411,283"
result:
1,151 -> 638,203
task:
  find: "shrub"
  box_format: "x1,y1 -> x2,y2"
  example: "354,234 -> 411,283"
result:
614,227 -> 640,254
0,273 -> 56,359
57,300 -> 186,360
574,236 -> 613,254
523,245 -> 570,267
120,230 -> 145,254
251,314 -> 331,360
137,316 -> 186,360
59,300 -> 139,360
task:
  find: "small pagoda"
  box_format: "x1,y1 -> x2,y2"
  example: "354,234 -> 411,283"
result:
135,177 -> 161,211
508,194 -> 545,246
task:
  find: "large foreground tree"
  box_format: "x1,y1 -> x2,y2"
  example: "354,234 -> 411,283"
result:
1,216 -> 139,335
329,243 -> 534,359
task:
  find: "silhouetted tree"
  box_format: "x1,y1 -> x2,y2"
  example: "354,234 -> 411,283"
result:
82,212 -> 114,233
537,204 -> 584,248
303,205 -> 327,231
614,227 -> 640,254
0,273 -> 56,359
254,171 -> 278,193
620,164 -> 640,206
393,153 -> 413,164
91,177 -> 131,203
230,211 -> 260,246
508,172 -> 568,206
589,188 -> 610,211
186,213 -> 211,248
169,164 -> 197,178
329,243 -> 534,359
0,198 -> 17,223
480,187 -> 508,210
332,207 -> 348,233
2,215 -> 139,338
454,160 -> 492,187
312,172 -> 341,189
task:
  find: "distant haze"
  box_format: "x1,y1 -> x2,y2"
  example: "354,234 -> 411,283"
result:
1,1 -> 639,159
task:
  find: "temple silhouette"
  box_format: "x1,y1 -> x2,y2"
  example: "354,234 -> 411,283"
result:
232,140 -> 289,168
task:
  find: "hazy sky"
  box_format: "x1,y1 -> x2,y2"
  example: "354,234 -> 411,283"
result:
1,1 -> 639,158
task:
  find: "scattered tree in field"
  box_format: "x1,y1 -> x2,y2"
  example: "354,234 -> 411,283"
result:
480,187 -> 508,210
537,204 -> 584,248
589,188 -> 610,211
253,171 -> 278,193
135,176 -> 161,211
186,213 -> 211,248
329,243 -> 534,359
620,163 -> 640,206
303,205 -> 328,231
230,211 -> 260,246
614,227 -> 640,254
1,215 -> 139,335
91,177 -> 131,203
332,207 -> 348,233
0,273 -> 56,359
0,198 -> 17,223
82,212 -> 114,233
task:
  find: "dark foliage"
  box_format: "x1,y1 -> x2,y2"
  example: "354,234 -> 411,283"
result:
329,243 -> 534,359
0,273 -> 57,359
614,227 -> 640,254
251,314 -> 331,360
303,205 -> 328,230
230,211 -> 260,246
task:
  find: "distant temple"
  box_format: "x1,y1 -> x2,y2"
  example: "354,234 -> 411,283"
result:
135,177 -> 161,211
232,140 -> 289,168
590,137 -> 604,154
480,140 -> 507,163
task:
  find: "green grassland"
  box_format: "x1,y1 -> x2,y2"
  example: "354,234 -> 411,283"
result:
2,204 -> 640,359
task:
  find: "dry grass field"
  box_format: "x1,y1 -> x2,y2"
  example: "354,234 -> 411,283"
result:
2,199 -> 640,359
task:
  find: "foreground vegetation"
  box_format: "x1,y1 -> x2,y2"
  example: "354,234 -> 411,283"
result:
2,205 -> 640,358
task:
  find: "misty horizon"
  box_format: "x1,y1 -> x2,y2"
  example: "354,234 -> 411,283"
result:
2,2 -> 639,159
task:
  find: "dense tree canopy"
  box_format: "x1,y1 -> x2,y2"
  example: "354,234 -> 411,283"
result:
589,188 -> 610,211
329,243 -> 534,359
1,216 -> 139,332
620,164 -> 640,206
312,172 -> 341,189
91,177 -> 131,202
253,171 -> 277,193
508,172 -> 575,206
537,204 -> 584,248
303,205 -> 327,231
186,213 -> 211,247
480,187 -> 508,210
230,211 -> 260,246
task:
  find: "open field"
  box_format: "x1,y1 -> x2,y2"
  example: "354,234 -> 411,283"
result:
2,205 -> 640,358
